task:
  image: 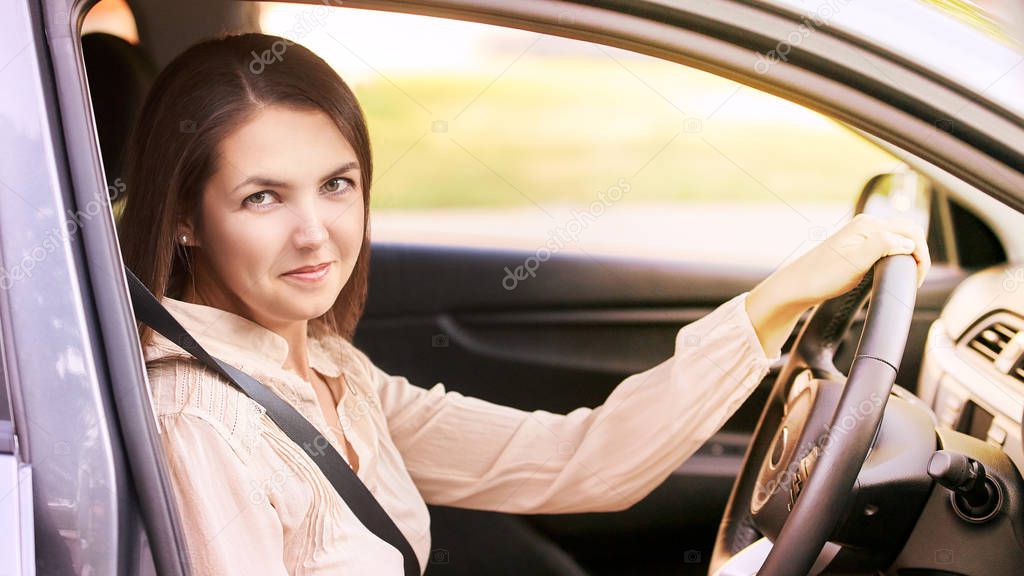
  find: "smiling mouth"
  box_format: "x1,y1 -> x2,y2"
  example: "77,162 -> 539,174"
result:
281,261 -> 332,282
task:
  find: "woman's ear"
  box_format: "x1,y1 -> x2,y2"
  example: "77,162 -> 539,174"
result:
175,220 -> 198,248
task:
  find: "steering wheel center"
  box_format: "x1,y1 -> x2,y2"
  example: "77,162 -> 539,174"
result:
750,372 -> 845,538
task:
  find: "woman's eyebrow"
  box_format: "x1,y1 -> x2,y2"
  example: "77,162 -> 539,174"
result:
230,161 -> 360,194
231,175 -> 287,194
322,161 -> 360,179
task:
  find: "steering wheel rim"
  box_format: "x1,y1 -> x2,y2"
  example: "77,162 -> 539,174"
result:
710,253 -> 919,576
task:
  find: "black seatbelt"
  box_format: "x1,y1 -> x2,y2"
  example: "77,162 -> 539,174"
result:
125,268 -> 420,576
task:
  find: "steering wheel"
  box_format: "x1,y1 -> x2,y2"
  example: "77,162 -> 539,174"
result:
709,253 -> 919,576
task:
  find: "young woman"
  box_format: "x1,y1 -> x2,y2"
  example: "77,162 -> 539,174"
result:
118,33 -> 929,575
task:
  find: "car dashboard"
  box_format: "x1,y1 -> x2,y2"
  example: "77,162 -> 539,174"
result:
918,263 -> 1024,475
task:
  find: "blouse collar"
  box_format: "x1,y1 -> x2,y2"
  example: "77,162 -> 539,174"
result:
143,295 -> 346,379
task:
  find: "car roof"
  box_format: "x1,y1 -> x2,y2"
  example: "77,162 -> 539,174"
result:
763,0 -> 1024,122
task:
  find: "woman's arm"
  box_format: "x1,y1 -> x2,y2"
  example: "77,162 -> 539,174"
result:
745,273 -> 811,361
363,290 -> 781,514
365,214 -> 931,514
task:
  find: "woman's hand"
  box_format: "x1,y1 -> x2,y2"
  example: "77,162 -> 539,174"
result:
744,214 -> 932,359
773,213 -> 931,304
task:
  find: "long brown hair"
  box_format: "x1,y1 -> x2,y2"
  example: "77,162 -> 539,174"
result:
118,32 -> 373,350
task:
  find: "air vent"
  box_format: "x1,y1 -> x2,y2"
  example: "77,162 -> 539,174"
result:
967,321 -> 1019,361
1013,362 -> 1024,385
964,315 -> 1024,385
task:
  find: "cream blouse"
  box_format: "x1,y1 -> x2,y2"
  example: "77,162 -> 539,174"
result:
142,291 -> 780,575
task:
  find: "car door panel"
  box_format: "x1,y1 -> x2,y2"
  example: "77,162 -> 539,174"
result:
355,243 -> 778,415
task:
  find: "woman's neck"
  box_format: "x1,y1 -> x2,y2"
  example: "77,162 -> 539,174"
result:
181,276 -> 316,383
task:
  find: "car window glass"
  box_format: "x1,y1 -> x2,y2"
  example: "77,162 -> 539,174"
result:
261,3 -> 901,269
82,0 -> 139,43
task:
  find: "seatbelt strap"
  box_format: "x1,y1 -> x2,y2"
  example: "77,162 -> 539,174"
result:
125,268 -> 421,576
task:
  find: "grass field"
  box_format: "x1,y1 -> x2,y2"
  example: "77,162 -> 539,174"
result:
351,56 -> 900,212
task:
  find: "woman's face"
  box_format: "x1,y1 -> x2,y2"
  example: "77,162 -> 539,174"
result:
183,105 -> 365,331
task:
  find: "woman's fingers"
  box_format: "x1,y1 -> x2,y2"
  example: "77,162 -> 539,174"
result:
886,218 -> 931,288
874,216 -> 932,288
881,230 -> 915,255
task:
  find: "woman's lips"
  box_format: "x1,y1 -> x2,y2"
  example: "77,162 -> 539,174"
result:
282,261 -> 332,283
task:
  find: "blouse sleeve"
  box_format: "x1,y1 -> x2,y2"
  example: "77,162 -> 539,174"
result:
366,290 -> 781,514
158,411 -> 290,575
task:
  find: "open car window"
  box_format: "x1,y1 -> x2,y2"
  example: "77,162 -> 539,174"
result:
258,2 -> 902,270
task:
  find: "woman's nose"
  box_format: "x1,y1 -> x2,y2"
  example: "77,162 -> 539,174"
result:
291,205 -> 329,248
294,221 -> 328,247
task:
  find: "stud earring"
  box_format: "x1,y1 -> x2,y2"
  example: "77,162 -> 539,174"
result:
180,235 -> 188,244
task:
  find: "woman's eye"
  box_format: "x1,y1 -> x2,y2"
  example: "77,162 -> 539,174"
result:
243,190 -> 276,208
323,177 -> 353,194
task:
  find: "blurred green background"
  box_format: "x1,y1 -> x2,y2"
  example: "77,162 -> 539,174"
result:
353,57 -> 896,210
